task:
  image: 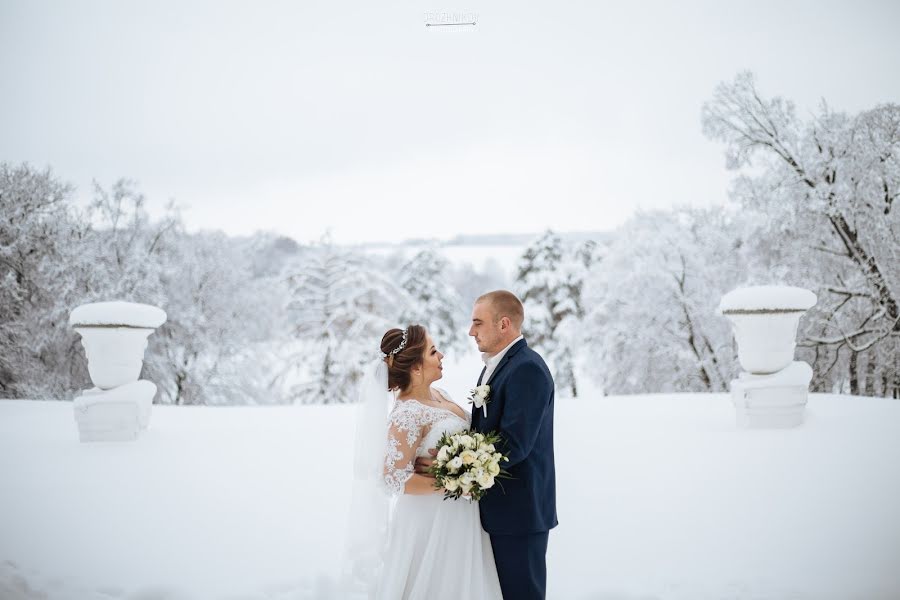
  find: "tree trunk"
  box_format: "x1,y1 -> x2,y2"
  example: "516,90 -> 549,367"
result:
701,334 -> 725,391
849,351 -> 859,396
674,269 -> 713,392
864,354 -> 876,397
174,371 -> 185,406
682,307 -> 713,391
321,347 -> 332,404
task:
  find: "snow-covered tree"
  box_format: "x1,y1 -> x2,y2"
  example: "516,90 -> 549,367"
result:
703,71 -> 900,397
80,179 -> 175,304
515,230 -> 592,397
74,180 -> 280,405
0,163 -> 87,398
144,231 -> 283,405
583,208 -> 745,395
396,247 -> 468,354
284,239 -> 411,404
0,169 -> 283,404
449,257 -> 510,309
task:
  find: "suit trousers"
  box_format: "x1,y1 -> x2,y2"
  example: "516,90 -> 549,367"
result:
489,531 -> 549,600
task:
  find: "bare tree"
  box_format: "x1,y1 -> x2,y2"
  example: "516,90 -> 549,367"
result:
703,72 -> 900,397
583,208 -> 741,395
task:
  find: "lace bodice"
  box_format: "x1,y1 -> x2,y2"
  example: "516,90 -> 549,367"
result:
384,392 -> 469,496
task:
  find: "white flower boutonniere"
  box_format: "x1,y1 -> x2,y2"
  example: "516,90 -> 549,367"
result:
468,384 -> 491,418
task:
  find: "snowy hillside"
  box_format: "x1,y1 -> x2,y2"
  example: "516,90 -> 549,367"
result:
1,387 -> 899,599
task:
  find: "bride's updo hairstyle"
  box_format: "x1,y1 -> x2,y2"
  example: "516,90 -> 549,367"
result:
381,325 -> 427,392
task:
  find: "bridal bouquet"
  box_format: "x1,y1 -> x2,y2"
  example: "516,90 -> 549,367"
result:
428,429 -> 510,501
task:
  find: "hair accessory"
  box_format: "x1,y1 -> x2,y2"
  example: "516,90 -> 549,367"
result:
382,327 -> 409,359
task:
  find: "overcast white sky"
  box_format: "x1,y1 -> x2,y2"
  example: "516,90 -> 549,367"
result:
2,0 -> 899,244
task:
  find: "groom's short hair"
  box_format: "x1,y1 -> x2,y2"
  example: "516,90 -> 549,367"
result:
477,290 -> 524,329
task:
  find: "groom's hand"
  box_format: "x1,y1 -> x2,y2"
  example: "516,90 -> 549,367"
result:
414,449 -> 438,476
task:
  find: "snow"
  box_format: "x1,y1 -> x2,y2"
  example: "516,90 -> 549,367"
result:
733,361 -> 814,388
69,302 -> 167,329
718,286 -> 818,313
2,377 -> 899,600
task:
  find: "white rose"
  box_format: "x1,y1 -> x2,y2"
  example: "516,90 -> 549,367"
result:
458,435 -> 475,450
447,456 -> 463,472
437,446 -> 450,463
460,471 -> 475,486
485,444 -> 495,453
476,470 -> 495,489
474,433 -> 485,443
460,450 -> 477,465
487,461 -> 500,476
460,482 -> 473,495
444,478 -> 460,492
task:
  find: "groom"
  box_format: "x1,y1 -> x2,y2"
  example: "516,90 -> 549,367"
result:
423,290 -> 558,599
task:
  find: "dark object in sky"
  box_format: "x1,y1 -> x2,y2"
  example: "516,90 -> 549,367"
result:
425,21 -> 476,27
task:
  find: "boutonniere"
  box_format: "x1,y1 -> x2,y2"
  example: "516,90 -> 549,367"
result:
468,384 -> 491,418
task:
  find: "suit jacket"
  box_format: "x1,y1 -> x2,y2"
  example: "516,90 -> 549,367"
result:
471,338 -> 558,535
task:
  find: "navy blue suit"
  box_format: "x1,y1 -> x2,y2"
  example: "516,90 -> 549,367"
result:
471,338 -> 557,599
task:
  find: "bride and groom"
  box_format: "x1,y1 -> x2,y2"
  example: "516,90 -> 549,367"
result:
348,290 -> 557,600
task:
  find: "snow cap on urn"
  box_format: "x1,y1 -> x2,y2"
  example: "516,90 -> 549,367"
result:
69,301 -> 167,329
717,286 -> 817,316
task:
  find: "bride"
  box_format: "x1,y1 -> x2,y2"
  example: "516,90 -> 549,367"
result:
345,324 -> 502,599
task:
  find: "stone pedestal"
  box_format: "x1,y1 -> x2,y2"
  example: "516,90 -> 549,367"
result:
74,380 -> 158,442
731,361 -> 813,428
75,401 -> 139,443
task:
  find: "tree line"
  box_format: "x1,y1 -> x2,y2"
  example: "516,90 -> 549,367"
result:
1,72 -> 897,402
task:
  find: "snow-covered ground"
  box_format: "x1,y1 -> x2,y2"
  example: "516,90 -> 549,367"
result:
2,382 -> 899,599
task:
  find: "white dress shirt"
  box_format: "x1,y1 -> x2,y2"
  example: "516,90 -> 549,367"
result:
480,335 -> 524,384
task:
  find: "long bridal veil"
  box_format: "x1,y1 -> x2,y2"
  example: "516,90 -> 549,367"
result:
343,358 -> 394,596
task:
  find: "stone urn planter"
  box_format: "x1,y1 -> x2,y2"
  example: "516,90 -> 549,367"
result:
718,285 -> 817,374
69,301 -> 167,442
717,286 -> 817,428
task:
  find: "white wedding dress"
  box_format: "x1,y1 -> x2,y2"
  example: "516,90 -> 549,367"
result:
375,395 -> 503,600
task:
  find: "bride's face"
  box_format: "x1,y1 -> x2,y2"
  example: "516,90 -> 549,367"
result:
419,333 -> 444,384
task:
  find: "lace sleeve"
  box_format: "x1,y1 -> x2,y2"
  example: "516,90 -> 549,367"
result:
383,402 -> 426,496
